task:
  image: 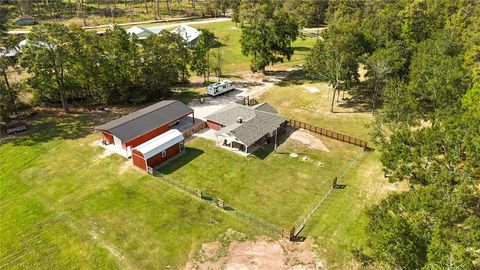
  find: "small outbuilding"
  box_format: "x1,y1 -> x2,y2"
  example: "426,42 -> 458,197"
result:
131,129 -> 185,173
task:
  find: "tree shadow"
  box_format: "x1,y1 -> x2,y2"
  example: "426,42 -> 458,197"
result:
292,46 -> 312,52
7,110 -> 97,146
336,81 -> 382,113
172,89 -> 204,104
156,147 -> 204,174
276,69 -> 317,87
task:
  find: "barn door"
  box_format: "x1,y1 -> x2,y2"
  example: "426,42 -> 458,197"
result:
113,136 -> 122,147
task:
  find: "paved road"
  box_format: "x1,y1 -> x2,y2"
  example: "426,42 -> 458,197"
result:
147,17 -> 230,34
7,17 -> 231,35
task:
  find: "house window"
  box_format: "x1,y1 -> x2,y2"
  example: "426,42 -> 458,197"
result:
161,150 -> 167,157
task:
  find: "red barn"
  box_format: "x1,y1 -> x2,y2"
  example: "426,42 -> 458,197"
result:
95,100 -> 194,157
131,129 -> 185,173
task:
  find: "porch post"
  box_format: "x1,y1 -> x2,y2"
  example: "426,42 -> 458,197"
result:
274,128 -> 278,152
244,144 -> 248,154
192,112 -> 195,123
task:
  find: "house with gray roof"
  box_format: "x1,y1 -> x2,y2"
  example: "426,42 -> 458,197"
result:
205,103 -> 287,155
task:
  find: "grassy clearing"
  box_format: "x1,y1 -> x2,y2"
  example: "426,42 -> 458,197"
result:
0,111 -> 262,269
183,20 -> 317,75
260,70 -> 374,139
258,71 -> 399,268
159,136 -> 360,228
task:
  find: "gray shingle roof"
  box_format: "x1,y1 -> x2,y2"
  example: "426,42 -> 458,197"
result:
96,100 -> 193,142
211,103 -> 286,146
252,103 -> 278,114
206,104 -> 256,126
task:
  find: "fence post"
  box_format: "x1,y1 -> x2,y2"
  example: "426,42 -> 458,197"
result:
216,198 -> 224,209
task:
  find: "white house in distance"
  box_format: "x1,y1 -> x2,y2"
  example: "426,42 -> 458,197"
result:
126,26 -> 155,40
170,25 -> 202,47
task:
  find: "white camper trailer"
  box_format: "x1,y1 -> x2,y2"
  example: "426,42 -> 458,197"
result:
207,80 -> 235,96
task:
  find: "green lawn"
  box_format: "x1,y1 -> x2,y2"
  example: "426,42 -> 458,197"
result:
158,136 -> 360,228
259,71 -> 398,268
181,20 -> 317,75
0,112 -> 262,269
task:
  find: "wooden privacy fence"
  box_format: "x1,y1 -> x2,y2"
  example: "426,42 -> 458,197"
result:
289,119 -> 368,149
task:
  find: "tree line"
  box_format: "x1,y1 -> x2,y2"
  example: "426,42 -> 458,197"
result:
1,13 -> 220,116
4,0 -> 233,25
304,1 -> 479,268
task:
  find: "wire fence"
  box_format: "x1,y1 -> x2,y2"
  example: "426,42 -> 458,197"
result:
291,150 -> 366,237
153,171 -> 283,236
153,150 -> 367,240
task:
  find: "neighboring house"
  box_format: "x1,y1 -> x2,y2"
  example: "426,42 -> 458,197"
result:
95,100 -> 195,159
131,129 -> 185,173
170,25 -> 202,46
206,103 -> 287,155
13,17 -> 38,26
126,26 -> 155,40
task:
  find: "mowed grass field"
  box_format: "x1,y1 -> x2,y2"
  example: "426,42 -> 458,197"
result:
0,20 -> 394,269
259,71 -> 397,268
0,112 -> 264,269
159,137 -> 360,228
177,20 -> 317,75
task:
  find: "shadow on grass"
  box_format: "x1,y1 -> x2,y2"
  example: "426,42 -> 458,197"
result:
276,69 -> 318,87
252,131 -> 291,160
292,46 -> 312,52
335,81 -> 382,113
9,111 -> 97,147
157,147 -> 205,174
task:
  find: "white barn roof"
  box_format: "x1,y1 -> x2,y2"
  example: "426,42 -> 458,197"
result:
133,129 -> 184,159
127,26 -> 154,40
170,25 -> 202,43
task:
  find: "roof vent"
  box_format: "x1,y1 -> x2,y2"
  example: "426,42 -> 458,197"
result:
237,117 -> 243,124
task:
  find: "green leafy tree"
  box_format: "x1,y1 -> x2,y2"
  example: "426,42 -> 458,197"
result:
407,31 -> 467,124
306,27 -> 367,112
366,43 -> 406,114
191,30 -> 216,83
21,23 -> 76,113
305,39 -> 346,112
141,31 -> 190,96
240,0 -> 299,73
97,26 -> 141,103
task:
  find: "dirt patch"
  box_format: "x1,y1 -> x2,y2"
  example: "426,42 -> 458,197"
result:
185,237 -> 325,270
92,141 -> 115,162
288,130 -> 330,152
119,160 -> 133,174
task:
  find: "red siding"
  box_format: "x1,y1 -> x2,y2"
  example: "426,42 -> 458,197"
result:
101,131 -> 114,144
207,120 -> 222,131
125,124 -> 170,148
146,143 -> 181,168
132,150 -> 147,170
